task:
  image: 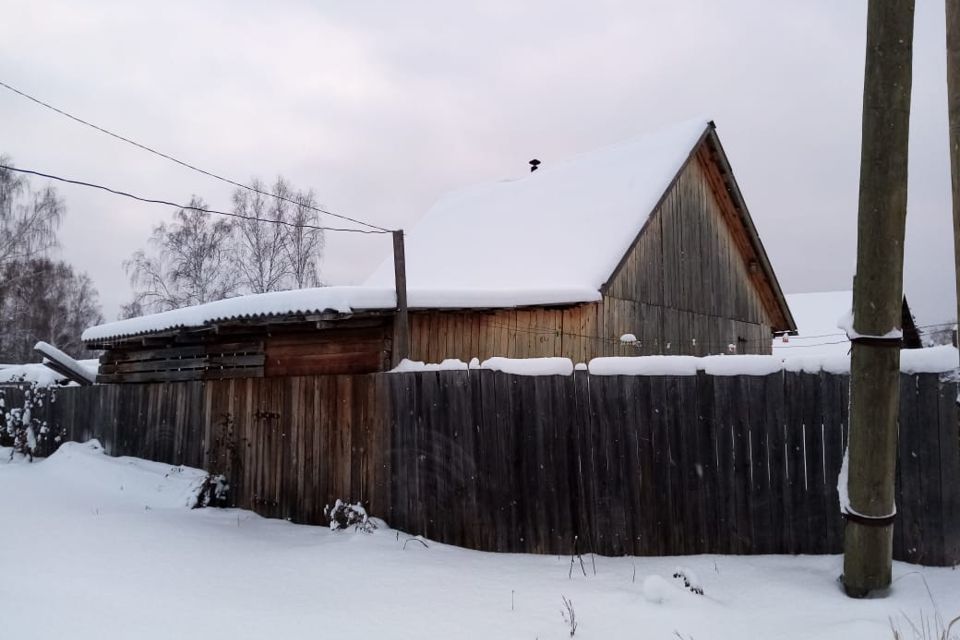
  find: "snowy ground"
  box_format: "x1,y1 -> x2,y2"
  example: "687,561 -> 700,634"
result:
2,442 -> 958,640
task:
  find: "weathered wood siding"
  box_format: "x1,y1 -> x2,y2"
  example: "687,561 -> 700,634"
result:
20,370 -> 960,565
99,342 -> 265,383
95,319 -> 391,383
264,325 -> 391,376
602,148 -> 772,355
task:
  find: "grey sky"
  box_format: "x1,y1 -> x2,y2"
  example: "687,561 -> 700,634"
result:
0,0 -> 954,330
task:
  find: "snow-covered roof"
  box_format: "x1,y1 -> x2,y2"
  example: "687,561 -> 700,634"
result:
83,287 -> 397,343
364,117 -> 711,297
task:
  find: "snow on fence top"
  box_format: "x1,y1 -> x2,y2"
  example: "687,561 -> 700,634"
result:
83,285 -> 603,342
389,346 -> 959,377
365,118 -> 710,298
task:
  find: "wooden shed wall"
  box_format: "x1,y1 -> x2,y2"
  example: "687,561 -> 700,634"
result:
264,325 -> 391,376
97,319 -> 391,383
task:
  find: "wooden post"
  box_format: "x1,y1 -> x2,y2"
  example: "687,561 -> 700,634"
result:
948,0 -> 960,348
843,0 -> 915,598
392,229 -> 410,367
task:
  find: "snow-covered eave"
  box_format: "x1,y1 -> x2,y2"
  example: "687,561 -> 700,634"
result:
82,286 -> 603,345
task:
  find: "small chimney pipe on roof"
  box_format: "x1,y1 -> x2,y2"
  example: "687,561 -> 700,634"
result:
529,159 -> 541,172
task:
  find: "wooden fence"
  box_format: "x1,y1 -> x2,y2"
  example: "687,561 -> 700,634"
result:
5,370 -> 959,565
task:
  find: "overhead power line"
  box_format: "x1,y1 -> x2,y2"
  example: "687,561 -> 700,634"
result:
0,164 -> 389,235
0,79 -> 391,233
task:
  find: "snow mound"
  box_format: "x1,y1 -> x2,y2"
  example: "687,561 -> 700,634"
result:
589,356 -> 700,376
900,346 -> 959,373
34,440 -> 211,509
642,575 -> 676,604
390,358 -> 469,373
480,357 -> 575,376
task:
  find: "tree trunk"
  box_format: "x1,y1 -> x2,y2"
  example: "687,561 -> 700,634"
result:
843,0 -> 915,598
949,0 -> 960,338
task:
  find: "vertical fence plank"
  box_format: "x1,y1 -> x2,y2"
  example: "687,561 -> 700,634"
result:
621,375 -> 647,555
784,371 -> 807,554
695,371 -> 719,554
820,372 -> 845,553
649,376 -> 673,555
494,372 -> 520,552
664,376 -> 687,555
897,373 -> 922,563
764,371 -> 788,554
802,372 -> 826,555
731,376 -> 753,554
939,379 -> 960,564
676,375 -> 702,554
747,375 -> 774,554
916,373 -> 943,564
550,374 -> 575,555
712,375 -> 736,555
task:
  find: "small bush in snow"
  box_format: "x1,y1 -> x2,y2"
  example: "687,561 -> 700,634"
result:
672,567 -> 703,595
193,473 -> 229,509
324,499 -> 376,534
1,381 -> 64,461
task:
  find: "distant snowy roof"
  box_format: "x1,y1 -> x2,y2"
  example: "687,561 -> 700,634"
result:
773,291 -> 853,358
365,117 -> 711,297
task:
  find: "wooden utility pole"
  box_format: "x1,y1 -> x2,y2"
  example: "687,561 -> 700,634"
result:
843,0 -> 915,598
392,230 -> 410,367
949,0 -> 960,340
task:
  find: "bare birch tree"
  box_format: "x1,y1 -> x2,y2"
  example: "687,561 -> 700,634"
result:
0,157 -> 63,269
232,178 -> 292,293
285,189 -> 324,288
0,158 -> 102,360
124,196 -> 239,312
0,258 -> 103,361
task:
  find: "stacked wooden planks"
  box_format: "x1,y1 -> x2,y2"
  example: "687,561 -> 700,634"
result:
97,342 -> 265,383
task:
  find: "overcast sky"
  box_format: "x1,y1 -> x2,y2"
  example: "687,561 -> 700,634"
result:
0,0 -> 955,329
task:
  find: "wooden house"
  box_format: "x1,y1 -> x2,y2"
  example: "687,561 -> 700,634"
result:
83,119 -> 796,383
